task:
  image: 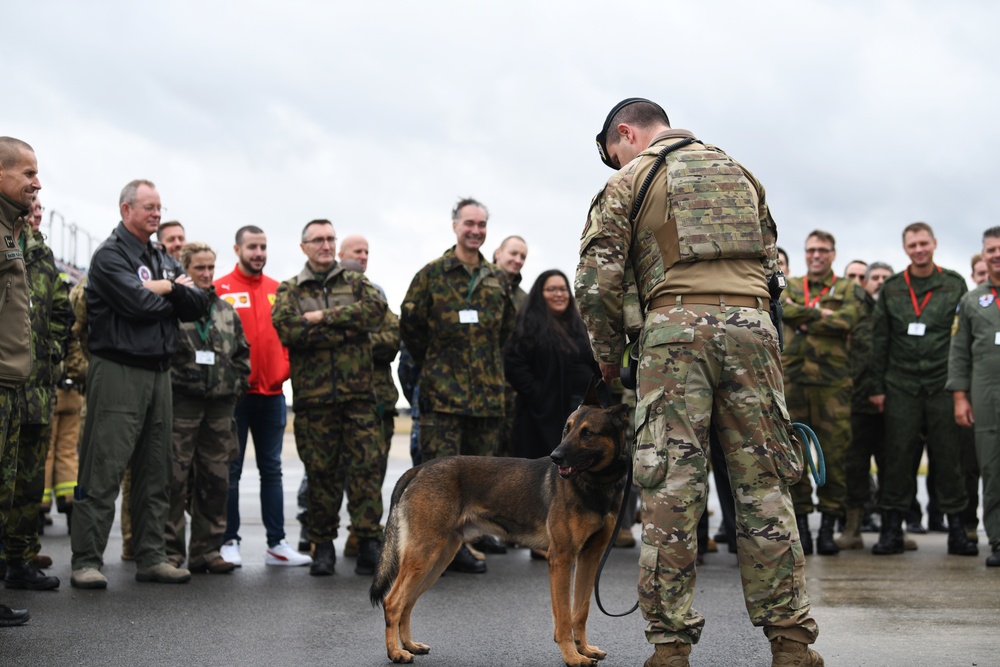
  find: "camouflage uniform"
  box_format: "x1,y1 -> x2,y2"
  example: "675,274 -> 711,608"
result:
576,129 -> 817,647
781,272 -> 866,517
497,274 -> 526,457
400,247 -> 515,461
165,292 -> 250,569
1,229 -> 72,565
871,267 -> 968,514
371,307 -> 401,474
844,292 -> 883,510
272,261 -> 387,543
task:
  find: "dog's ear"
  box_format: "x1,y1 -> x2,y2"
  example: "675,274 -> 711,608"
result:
582,375 -> 606,407
609,403 -> 631,430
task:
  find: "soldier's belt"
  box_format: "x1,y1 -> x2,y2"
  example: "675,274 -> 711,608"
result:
649,294 -> 765,310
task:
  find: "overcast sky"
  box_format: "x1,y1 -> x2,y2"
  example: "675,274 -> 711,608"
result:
8,0 -> 998,307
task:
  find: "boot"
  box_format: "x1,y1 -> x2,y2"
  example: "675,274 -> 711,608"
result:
871,510 -> 904,555
644,641 -> 691,667
815,513 -> 840,555
770,637 -> 824,666
344,530 -> 359,558
834,507 -> 864,550
310,542 -> 336,576
795,514 -> 813,556
905,507 -> 926,534
447,544 -> 486,574
296,510 -> 310,553
860,511 -> 880,533
986,548 -> 1000,567
471,534 -> 508,554
946,514 -> 978,556
4,561 -> 60,591
0,603 -> 30,627
928,509 -> 948,533
355,539 -> 381,576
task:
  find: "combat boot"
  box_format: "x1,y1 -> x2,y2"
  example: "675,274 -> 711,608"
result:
815,514 -> 840,555
946,514 -> 978,556
4,561 -> 60,591
871,510 -> 904,555
0,603 -> 29,627
928,508 -> 948,533
770,637 -> 824,666
310,542 -> 336,576
355,539 -> 381,576
986,548 -> 1000,567
643,641 -> 691,667
795,514 -> 813,556
447,544 -> 486,574
834,507 -> 864,550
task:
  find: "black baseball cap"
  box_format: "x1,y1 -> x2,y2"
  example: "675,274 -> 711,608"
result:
595,97 -> 668,169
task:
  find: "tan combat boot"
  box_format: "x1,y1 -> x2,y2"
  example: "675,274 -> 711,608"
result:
770,637 -> 824,666
834,507 -> 864,550
643,641 -> 692,667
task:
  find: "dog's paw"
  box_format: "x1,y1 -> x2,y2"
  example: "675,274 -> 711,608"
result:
388,648 -> 415,664
562,651 -> 600,667
579,644 -> 606,661
403,641 -> 430,655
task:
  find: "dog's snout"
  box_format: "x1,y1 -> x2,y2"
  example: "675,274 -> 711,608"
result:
550,448 -> 564,466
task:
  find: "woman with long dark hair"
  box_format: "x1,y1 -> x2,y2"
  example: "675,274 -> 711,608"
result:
503,269 -> 600,460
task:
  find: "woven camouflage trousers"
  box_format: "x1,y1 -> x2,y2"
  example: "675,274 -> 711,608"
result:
44,387 -> 82,509
0,389 -> 22,559
0,422 -> 51,563
165,396 -> 239,569
785,380 -> 851,516
633,305 -> 818,646
418,411 -> 499,461
294,401 -> 384,543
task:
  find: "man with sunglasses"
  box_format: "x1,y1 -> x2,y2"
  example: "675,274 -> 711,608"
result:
577,99 -> 821,667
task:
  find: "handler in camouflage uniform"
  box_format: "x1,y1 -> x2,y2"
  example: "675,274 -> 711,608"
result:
400,197 -> 516,573
577,99 -> 821,667
165,242 -> 249,574
1,196 -> 72,591
0,136 -> 40,627
272,220 -> 387,577
781,230 -> 866,556
949,226 -> 1000,567
869,222 -> 977,557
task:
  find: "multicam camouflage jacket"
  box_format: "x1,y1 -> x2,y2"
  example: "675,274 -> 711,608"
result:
18,229 -> 73,424
400,247 -> 515,417
371,307 -> 401,416
781,271 -> 867,386
272,261 -> 387,409
171,291 -> 251,401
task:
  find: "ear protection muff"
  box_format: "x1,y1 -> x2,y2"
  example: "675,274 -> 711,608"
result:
595,97 -> 668,169
619,340 -> 640,390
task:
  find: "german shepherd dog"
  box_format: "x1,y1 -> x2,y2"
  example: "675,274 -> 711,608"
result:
370,387 -> 631,667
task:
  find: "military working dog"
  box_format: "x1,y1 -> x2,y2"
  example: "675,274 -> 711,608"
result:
370,389 -> 631,667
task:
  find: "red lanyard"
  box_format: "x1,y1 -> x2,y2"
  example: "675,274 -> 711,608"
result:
803,275 -> 836,308
992,287 -> 1000,313
903,265 -> 940,318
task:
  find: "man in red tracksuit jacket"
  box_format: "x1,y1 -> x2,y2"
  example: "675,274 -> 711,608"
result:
213,225 -> 310,568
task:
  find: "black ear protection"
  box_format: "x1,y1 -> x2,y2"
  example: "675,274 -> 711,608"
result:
595,98 -> 669,169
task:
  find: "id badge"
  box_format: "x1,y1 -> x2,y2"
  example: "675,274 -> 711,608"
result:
995,332 -> 1000,346
459,309 -> 479,324
907,322 -> 926,336
196,350 -> 216,365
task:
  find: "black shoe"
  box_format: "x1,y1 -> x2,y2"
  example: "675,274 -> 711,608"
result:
946,514 -> 978,556
986,549 -> 1000,567
796,514 -> 813,556
713,531 -> 728,544
906,516 -> 927,534
928,511 -> 948,533
310,542 -> 336,576
816,513 -> 840,555
447,545 -> 486,574
355,539 -> 381,576
872,510 -> 905,555
471,535 -> 507,554
0,603 -> 29,627
5,561 -> 60,591
860,513 -> 880,533
297,526 -> 311,553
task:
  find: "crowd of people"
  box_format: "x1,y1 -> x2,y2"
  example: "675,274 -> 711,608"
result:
1,119 -> 998,667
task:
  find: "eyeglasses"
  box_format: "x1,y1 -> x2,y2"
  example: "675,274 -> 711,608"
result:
136,204 -> 166,213
805,248 -> 832,255
304,236 -> 337,247
543,286 -> 569,294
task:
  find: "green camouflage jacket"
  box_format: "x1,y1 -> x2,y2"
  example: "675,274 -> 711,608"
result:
272,261 -> 387,409
18,229 -> 73,424
848,291 -> 877,413
171,291 -> 251,401
781,271 -> 866,386
371,307 -> 401,416
400,247 -> 515,417
871,266 -> 967,396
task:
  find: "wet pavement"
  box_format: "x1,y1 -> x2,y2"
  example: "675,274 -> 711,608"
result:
1,431 -> 997,666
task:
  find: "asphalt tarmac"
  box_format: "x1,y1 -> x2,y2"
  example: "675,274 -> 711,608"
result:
1,432 -> 997,666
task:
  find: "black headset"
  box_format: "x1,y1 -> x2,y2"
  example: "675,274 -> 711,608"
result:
595,98 -> 669,169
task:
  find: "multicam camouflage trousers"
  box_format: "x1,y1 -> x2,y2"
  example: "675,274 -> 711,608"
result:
633,305 -> 819,646
294,401 -> 385,544
165,396 -> 239,569
785,380 -> 851,517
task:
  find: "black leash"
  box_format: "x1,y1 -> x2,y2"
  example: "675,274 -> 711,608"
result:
593,451 -> 639,617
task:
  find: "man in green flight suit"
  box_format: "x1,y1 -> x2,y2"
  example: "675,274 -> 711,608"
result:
869,221 -> 978,557
948,225 -> 1000,567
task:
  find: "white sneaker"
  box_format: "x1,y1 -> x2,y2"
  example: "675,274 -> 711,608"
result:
221,539 -> 242,567
265,539 -> 312,567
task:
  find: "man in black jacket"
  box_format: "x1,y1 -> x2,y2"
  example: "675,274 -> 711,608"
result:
70,179 -> 209,590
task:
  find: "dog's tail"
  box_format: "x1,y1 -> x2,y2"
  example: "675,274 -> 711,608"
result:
369,465 -> 420,607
